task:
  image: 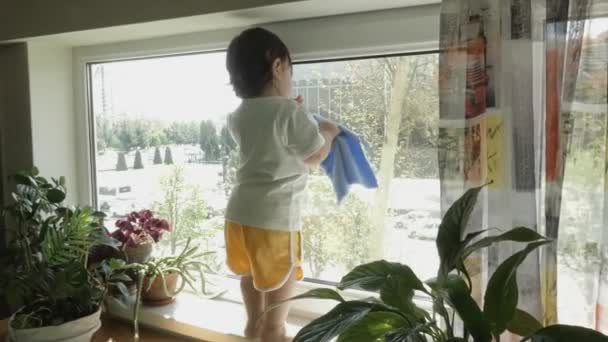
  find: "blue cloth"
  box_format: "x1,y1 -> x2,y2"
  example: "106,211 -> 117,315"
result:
314,116 -> 378,203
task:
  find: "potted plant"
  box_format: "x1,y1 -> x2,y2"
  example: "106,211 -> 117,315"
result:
111,209 -> 171,264
276,186 -> 608,342
125,238 -> 220,339
134,238 -> 216,306
0,169 -> 132,342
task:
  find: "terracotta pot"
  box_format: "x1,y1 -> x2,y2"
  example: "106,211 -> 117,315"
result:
142,272 -> 180,306
124,242 -> 153,264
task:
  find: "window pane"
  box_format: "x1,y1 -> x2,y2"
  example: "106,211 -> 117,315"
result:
293,54 -> 440,283
90,51 -> 440,285
90,52 -> 239,265
558,17 -> 608,327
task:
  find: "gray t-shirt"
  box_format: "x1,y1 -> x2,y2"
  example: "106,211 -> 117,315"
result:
225,97 -> 325,231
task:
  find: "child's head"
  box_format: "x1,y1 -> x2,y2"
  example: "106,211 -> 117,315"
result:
226,27 -> 293,99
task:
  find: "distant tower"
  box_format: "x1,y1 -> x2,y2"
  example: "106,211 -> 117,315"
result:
92,64 -> 114,117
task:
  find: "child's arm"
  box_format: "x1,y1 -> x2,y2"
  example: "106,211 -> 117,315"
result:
304,121 -> 340,167
284,99 -> 339,167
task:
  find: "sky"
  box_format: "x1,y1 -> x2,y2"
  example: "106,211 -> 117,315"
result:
93,51 -> 240,125
92,50 -> 350,125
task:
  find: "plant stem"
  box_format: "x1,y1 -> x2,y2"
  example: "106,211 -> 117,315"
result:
133,270 -> 145,341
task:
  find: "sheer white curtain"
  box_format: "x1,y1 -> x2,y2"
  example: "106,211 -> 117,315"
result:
438,0 -> 607,335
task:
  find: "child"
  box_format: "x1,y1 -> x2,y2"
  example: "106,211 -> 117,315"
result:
224,27 -> 340,342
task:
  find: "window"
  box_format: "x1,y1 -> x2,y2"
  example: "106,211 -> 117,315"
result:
557,17 -> 608,327
89,51 -> 441,285
293,54 -> 440,283
90,52 -> 238,267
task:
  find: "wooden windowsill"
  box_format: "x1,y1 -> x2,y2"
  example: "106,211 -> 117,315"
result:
1,315 -> 201,342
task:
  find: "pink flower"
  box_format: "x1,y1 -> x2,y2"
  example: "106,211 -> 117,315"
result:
114,209 -> 172,247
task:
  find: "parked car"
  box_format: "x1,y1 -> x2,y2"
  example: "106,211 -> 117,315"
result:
389,215 -> 409,230
402,210 -> 440,241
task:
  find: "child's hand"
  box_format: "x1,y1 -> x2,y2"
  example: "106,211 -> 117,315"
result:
294,95 -> 304,105
319,121 -> 340,139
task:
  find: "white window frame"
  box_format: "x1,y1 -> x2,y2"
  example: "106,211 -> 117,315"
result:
73,4 -> 440,323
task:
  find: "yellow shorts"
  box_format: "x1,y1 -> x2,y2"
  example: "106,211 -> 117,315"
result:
225,221 -> 304,292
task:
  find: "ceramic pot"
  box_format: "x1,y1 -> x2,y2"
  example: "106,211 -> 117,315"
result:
7,308 -> 101,342
142,272 -> 180,306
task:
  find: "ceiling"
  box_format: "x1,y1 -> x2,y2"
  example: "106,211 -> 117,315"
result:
24,0 -> 440,47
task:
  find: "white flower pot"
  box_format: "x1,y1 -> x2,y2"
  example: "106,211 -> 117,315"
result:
7,308 -> 101,342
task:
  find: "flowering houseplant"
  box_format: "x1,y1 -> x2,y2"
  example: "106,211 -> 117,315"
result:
111,209 -> 171,263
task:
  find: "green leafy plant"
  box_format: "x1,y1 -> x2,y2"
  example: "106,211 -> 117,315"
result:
133,150 -> 144,169
0,168 -> 131,328
153,147 -> 163,165
278,186 -> 608,342
130,238 -> 220,339
116,152 -> 128,171
164,146 -> 174,165
154,165 -> 210,255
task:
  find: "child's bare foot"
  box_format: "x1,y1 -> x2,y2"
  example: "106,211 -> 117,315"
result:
244,320 -> 263,339
261,324 -> 292,342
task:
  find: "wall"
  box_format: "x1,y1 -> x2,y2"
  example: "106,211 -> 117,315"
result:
28,43 -> 78,204
0,43 -> 34,248
0,0 -> 303,42
0,43 -> 34,203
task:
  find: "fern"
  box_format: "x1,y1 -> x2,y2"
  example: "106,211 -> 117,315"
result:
43,208 -> 103,267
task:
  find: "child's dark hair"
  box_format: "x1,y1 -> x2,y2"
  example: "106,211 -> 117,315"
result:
226,27 -> 292,98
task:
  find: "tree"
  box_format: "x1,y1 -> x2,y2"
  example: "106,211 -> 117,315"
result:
164,147 -> 174,165
153,147 -> 163,165
154,166 -> 210,254
200,121 -> 220,161
149,128 -> 168,147
165,121 -> 199,145
185,122 -> 199,145
327,55 -> 439,259
302,177 -> 373,278
95,116 -> 115,153
133,150 -> 144,169
116,153 -> 128,171
114,118 -> 154,152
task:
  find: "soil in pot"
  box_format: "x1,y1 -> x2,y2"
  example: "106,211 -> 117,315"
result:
142,272 -> 180,306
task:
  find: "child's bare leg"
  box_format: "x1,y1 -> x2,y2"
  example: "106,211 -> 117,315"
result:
262,272 -> 297,342
241,276 -> 265,338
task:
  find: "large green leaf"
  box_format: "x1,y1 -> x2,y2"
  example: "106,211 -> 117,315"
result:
266,288 -> 345,314
436,186 -> 483,276
440,274 -> 492,342
290,288 -> 346,303
380,276 -> 427,321
293,301 -> 375,342
13,173 -> 36,186
337,312 -> 408,342
384,322 -> 437,342
483,240 -> 552,336
522,325 -> 608,342
507,309 -> 543,337
339,260 -> 426,294
46,188 -> 66,203
461,227 -> 546,259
